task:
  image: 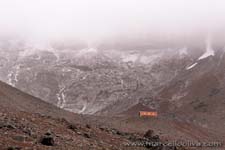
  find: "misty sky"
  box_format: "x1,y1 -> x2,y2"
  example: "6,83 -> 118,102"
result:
0,0 -> 225,43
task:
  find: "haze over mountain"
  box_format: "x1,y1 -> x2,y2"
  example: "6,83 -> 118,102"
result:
0,0 -> 225,149
1,0 -> 225,44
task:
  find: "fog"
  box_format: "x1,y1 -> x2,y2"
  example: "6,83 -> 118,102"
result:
0,0 -> 225,46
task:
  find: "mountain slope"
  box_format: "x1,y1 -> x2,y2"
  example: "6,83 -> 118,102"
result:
157,49 -> 225,136
0,81 -> 191,150
0,80 -> 83,124
0,47 -> 193,115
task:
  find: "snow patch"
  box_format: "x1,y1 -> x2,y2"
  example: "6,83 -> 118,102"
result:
7,65 -> 21,86
7,71 -> 14,86
198,48 -> 215,60
61,93 -> 66,108
171,92 -> 188,102
122,53 -> 138,62
62,68 -> 72,72
179,47 -> 188,56
186,63 -> 198,70
77,48 -> 98,56
139,54 -> 162,64
79,103 -> 87,113
57,87 -> 66,108
198,35 -> 215,60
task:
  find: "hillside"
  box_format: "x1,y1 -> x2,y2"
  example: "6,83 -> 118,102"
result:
0,80 -> 192,150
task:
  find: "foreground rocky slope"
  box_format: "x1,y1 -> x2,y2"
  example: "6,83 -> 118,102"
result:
1,107 -> 192,150
0,80 -> 191,150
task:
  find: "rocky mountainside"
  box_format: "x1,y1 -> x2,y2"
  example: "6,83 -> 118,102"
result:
110,45 -> 225,141
0,80 -> 83,123
157,49 -> 225,135
0,41 -> 200,115
0,77 -> 191,150
0,36 -> 224,116
0,37 -> 225,149
0,36 -> 225,118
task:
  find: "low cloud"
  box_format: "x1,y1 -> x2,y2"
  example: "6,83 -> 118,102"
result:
0,0 -> 225,46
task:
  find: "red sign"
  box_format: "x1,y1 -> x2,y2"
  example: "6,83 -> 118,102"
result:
139,111 -> 158,117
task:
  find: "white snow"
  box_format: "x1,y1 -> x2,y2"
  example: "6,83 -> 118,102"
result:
79,103 -> 87,113
198,35 -> 215,60
56,93 -> 61,107
14,65 -> 21,83
198,48 -> 215,60
77,48 -> 98,56
7,72 -> 14,86
122,53 -> 138,62
179,47 -> 188,56
57,87 -> 66,108
7,65 -> 21,86
62,68 -> 72,72
139,54 -> 162,64
61,93 -> 66,108
186,63 -> 198,70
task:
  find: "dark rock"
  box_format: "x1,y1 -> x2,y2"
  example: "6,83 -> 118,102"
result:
116,130 -> 126,136
144,129 -> 154,138
0,122 -> 16,129
111,129 -> 117,134
83,133 -> 91,138
0,121 -> 4,128
152,135 -> 160,141
86,124 -> 91,129
99,127 -> 105,131
23,128 -> 33,136
40,132 -> 55,146
128,134 -> 142,141
68,124 -> 78,131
